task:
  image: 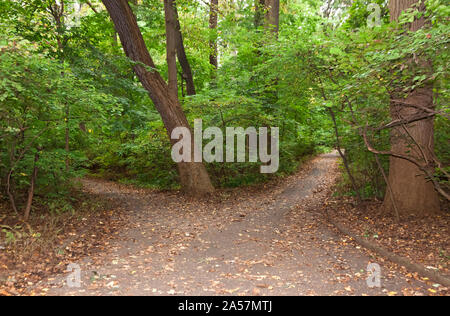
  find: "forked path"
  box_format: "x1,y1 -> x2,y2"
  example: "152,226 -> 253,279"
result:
37,152 -> 429,295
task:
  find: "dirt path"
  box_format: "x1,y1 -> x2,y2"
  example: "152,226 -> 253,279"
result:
35,152 -> 431,295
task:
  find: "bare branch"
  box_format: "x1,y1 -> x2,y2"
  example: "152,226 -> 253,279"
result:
374,153 -> 400,222
391,99 -> 450,120
362,125 -> 450,201
375,112 -> 435,132
86,1 -> 99,14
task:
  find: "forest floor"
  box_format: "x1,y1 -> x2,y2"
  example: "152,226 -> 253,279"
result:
13,151 -> 444,296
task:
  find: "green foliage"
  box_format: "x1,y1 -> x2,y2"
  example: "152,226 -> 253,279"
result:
343,0 -> 390,29
0,0 -> 448,216
78,0 -> 331,190
313,0 -> 450,196
0,37 -> 116,212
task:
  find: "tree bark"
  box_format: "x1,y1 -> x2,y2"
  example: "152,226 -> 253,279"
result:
173,2 -> 196,95
384,0 -> 440,215
23,152 -> 39,222
65,106 -> 70,170
164,0 -> 178,98
102,0 -> 214,195
264,0 -> 279,36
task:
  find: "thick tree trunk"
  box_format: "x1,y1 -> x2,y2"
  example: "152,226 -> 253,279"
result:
209,0 -> 219,72
171,4 -> 196,96
384,88 -> 440,215
384,0 -> 440,215
102,0 -> 214,195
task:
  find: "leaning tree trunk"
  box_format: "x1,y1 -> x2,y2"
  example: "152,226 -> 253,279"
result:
384,0 -> 440,215
102,0 -> 214,195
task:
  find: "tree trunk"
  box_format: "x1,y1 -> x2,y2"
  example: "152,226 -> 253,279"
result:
24,152 -> 39,222
49,1 -> 71,170
6,139 -> 17,213
328,108 -> 362,202
384,0 -> 440,215
173,3 -> 196,95
102,0 -> 214,195
65,105 -> 70,170
164,0 -> 178,98
264,0 -> 279,36
255,0 -> 279,35
209,0 -> 219,72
